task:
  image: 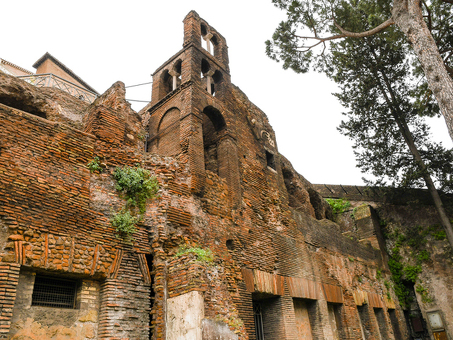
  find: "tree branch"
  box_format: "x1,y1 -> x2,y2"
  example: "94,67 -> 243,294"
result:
289,17 -> 394,43
334,18 -> 395,38
289,30 -> 346,41
422,0 -> 432,30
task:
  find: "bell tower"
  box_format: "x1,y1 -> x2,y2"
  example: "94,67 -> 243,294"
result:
145,11 -> 241,207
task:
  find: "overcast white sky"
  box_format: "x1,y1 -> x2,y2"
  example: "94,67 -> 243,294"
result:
2,0 -> 452,186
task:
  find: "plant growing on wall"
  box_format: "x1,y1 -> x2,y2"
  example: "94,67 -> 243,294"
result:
110,209 -> 139,238
325,198 -> 351,214
175,245 -> 214,263
87,156 -> 105,173
111,164 -> 159,239
386,225 -> 439,308
113,164 -> 159,213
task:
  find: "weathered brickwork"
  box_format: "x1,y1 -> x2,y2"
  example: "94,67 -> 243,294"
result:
316,184 -> 453,339
3,9 -> 450,340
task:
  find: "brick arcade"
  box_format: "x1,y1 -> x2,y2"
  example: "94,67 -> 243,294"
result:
0,10 -> 451,340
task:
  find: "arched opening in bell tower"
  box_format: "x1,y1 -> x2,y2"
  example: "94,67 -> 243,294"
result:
160,70 -> 173,96
201,59 -> 222,96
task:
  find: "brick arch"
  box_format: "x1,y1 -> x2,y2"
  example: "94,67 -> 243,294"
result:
160,69 -> 173,96
158,107 -> 180,131
148,107 -> 181,156
202,106 -> 226,131
172,59 -> 182,74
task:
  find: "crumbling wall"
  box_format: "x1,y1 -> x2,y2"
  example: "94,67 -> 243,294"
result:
0,73 -> 88,128
315,184 -> 453,339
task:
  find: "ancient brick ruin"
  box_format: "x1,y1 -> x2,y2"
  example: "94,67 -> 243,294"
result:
0,10 -> 451,340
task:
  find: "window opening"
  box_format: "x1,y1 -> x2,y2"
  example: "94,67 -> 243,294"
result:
210,35 -> 219,56
31,275 -> 78,309
402,280 -> 429,338
169,60 -> 182,91
226,239 -> 234,250
388,309 -> 403,340
266,151 -> 276,170
0,96 -> 47,119
253,301 -> 265,340
211,70 -> 223,97
161,70 -> 173,96
201,59 -> 217,95
203,33 -> 213,54
374,308 -> 389,339
200,24 -> 213,54
201,24 -> 208,36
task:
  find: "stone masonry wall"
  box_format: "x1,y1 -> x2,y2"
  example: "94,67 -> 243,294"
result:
0,16 -> 419,340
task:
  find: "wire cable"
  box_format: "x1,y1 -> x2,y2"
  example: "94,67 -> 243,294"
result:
125,81 -> 153,88
126,99 -> 150,103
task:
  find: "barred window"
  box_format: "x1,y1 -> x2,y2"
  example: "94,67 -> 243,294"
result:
31,275 -> 78,309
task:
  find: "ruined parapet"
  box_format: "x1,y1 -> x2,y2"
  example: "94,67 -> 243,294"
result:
0,72 -> 89,128
280,154 -> 332,219
84,81 -> 145,151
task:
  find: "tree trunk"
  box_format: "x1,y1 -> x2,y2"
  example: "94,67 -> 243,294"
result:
396,115 -> 453,250
392,0 -> 453,141
370,45 -> 453,249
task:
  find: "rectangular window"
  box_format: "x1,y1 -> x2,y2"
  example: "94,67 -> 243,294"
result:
266,151 -> 276,170
31,275 -> 78,309
253,301 -> 265,340
374,308 -> 389,339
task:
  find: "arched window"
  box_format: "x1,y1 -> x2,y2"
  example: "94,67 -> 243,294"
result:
200,60 -> 222,96
200,23 -> 213,55
160,70 -> 173,96
169,60 -> 182,91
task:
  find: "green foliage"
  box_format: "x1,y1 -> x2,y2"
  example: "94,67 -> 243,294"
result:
266,0 -> 453,194
385,224 -> 439,308
110,209 -> 139,238
348,256 -> 355,262
228,317 -> 244,330
113,165 -> 159,213
403,265 -> 422,283
407,232 -> 427,250
110,164 -> 159,240
415,284 -> 434,303
376,269 -> 382,280
326,198 -> 351,214
433,230 -> 446,240
87,156 -> 104,173
175,246 -> 214,263
417,250 -> 430,262
388,240 -> 412,308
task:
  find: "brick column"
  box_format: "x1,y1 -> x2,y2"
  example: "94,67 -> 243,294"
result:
180,112 -> 205,195
0,263 -> 20,338
308,299 -> 335,340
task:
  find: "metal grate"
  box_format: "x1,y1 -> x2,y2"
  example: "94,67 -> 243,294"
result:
31,275 -> 77,309
253,302 -> 265,340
